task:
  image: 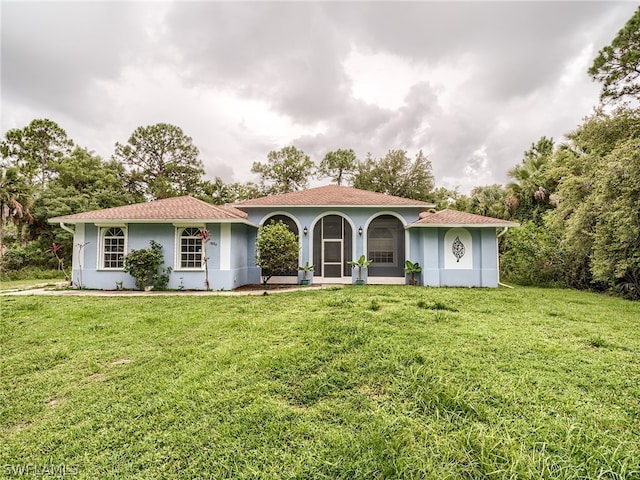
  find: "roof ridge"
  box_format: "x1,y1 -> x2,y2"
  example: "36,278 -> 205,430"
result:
235,184 -> 434,207
49,195 -> 249,222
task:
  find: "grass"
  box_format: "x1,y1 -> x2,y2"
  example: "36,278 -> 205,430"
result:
1,286 -> 639,479
0,277 -> 65,292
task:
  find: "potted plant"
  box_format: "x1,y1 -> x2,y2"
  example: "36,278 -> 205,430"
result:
404,260 -> 422,286
298,261 -> 314,286
348,255 -> 372,285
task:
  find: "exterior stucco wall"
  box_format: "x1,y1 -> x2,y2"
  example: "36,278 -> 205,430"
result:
245,206 -> 423,284
214,223 -> 260,290
67,212 -> 501,290
72,222 -> 259,291
408,227 -> 499,287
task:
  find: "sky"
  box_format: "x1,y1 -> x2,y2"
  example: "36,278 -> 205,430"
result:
1,1 -> 637,194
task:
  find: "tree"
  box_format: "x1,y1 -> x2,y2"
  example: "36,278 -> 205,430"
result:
52,147 -> 139,206
589,138 -> 640,298
506,137 -> 555,222
318,148 -> 357,186
467,185 -> 511,220
547,106 -> 640,292
0,167 -> 33,260
589,6 -> 640,103
430,187 -> 464,210
113,123 -> 204,200
226,181 -> 264,202
500,218 -> 564,287
0,119 -> 73,190
352,149 -> 434,201
251,146 -> 314,195
255,220 -> 299,288
26,148 -> 142,269
195,177 -> 235,205
195,178 -> 263,205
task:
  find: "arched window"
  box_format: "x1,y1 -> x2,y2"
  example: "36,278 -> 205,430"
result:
264,215 -> 298,237
101,227 -> 126,269
178,227 -> 204,269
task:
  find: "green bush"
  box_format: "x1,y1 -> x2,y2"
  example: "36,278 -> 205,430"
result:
255,221 -> 299,287
123,240 -> 172,290
0,242 -> 60,273
500,219 -> 564,287
0,267 -> 64,281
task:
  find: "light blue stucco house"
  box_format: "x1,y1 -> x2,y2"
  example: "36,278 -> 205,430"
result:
49,185 -> 517,290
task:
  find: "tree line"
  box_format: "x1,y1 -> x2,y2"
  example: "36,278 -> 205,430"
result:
0,120 -> 436,272
1,6 -> 639,298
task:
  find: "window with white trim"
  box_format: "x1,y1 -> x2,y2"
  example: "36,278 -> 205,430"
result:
100,227 -> 126,269
178,227 -> 204,269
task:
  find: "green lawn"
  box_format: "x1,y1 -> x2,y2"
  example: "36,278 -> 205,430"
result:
1,286 -> 639,479
0,277 -> 65,292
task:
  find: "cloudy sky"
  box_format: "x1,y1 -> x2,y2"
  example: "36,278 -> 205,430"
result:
1,1 -> 637,193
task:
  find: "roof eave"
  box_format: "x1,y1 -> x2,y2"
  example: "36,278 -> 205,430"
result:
406,222 -> 519,228
49,218 -> 259,228
236,203 -> 434,209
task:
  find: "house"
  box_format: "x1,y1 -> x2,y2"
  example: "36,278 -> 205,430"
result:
48,185 -> 517,290
48,195 -> 257,291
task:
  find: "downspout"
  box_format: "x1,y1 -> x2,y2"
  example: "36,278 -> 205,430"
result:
59,222 -> 76,286
496,227 -> 513,289
60,222 -> 75,235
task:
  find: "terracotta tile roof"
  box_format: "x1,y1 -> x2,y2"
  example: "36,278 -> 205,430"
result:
409,209 -> 519,227
235,185 -> 434,207
48,196 -> 250,223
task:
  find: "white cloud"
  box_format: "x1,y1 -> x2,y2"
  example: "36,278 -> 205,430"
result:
2,1 -> 637,195
343,47 -> 420,110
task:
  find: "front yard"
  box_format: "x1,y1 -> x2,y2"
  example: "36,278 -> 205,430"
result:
1,286 -> 639,479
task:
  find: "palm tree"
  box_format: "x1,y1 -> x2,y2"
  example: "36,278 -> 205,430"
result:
0,167 -> 33,259
506,137 -> 554,220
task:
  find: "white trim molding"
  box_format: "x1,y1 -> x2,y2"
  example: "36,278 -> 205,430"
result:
174,226 -> 206,271
97,226 -> 128,271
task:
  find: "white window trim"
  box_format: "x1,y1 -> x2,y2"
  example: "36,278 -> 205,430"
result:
175,225 -> 206,271
98,226 -> 127,271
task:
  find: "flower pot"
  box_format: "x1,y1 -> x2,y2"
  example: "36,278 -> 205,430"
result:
355,279 -> 365,286
301,279 -> 310,286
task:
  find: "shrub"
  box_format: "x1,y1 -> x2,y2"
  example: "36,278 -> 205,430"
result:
123,240 -> 172,290
0,242 -> 59,273
0,267 -> 63,281
500,219 -> 563,286
255,221 -> 299,287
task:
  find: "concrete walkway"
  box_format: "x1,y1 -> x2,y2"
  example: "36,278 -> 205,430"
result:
1,284 -> 330,297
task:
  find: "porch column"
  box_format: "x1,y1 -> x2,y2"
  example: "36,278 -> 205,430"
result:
220,223 -> 231,270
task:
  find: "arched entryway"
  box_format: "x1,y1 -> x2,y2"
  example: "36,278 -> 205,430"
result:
367,215 -> 405,278
312,215 -> 353,281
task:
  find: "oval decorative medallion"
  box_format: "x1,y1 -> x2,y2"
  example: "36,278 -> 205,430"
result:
452,236 -> 465,263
